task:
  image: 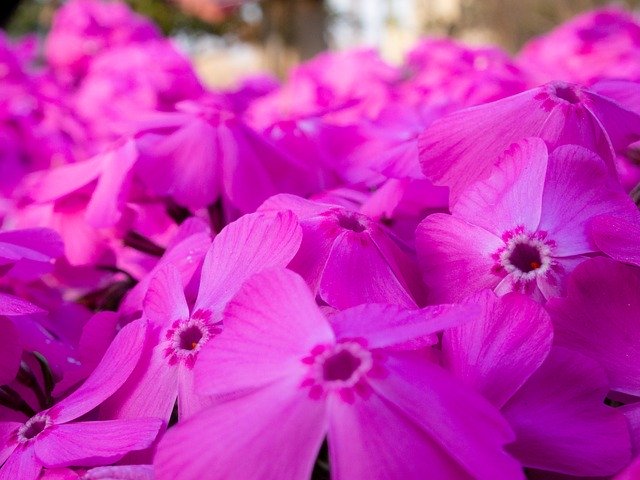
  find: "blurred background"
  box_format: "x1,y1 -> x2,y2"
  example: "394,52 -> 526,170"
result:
3,0 -> 640,86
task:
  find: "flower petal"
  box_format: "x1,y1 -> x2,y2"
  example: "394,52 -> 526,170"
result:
83,465 -> 154,480
194,210 -> 302,313
0,445 -> 41,480
100,328 -> 178,422
0,317 -> 21,385
454,138 -> 547,236
539,145 -> 636,256
416,214 -> 504,302
143,266 -> 190,328
591,214 -> 640,267
548,257 -> 640,396
418,88 -> 549,203
34,419 -> 162,468
502,347 -> 632,476
49,320 -> 148,423
154,378 -> 326,480
442,290 -> 553,409
196,269 -> 333,397
320,230 -> 417,309
369,351 -> 523,480
330,303 -> 477,350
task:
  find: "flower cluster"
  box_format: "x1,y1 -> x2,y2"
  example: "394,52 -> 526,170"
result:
1,1 -> 640,479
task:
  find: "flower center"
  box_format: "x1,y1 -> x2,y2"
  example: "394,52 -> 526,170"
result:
337,212 -> 367,233
163,310 -> 221,368
178,325 -> 204,351
508,242 -> 543,273
322,348 -> 363,382
553,84 -> 581,104
18,414 -> 51,443
301,340 -> 381,403
497,229 -> 554,281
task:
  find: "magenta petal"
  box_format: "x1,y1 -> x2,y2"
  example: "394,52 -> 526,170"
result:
539,144 -> 636,256
177,365 -> 212,420
330,303 -> 477,350
0,293 -> 45,316
591,215 -> 640,267
120,230 -> 211,317
194,210 -> 302,312
584,88 -> 640,153
0,317 -> 21,385
369,352 -> 523,480
286,215 -> 336,294
259,193 -> 333,219
49,320 -> 148,423
30,156 -> 104,203
418,88 -> 549,202
454,138 -> 547,236
83,465 -> 154,480
327,392 -> 470,479
154,379 -> 326,480
617,457 -> 640,480
416,214 -> 504,302
548,257 -> 640,396
196,269 -> 333,396
85,141 -> 137,228
136,118 -> 220,210
502,348 -> 632,476
0,445 -> 41,480
34,419 -> 162,468
101,331 -> 178,422
442,290 -> 553,409
143,266 -> 189,328
0,228 -> 63,266
320,230 -> 417,309
0,422 -> 20,466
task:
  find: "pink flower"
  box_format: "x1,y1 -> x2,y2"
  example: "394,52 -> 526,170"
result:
0,320 -> 162,480
400,38 -> 528,110
442,290 -> 631,476
418,80 -> 640,203
416,138 -> 637,302
74,41 -> 203,142
44,0 -> 160,81
260,194 -> 426,309
154,268 -> 522,480
547,257 -> 640,397
102,211 -> 302,423
133,97 -> 321,213
518,8 -> 640,85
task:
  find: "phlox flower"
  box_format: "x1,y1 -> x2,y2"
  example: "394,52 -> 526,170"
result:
518,8 -> 640,85
547,257 -> 640,397
442,290 -> 631,476
418,79 -> 640,203
44,0 -> 160,81
154,268 -> 523,480
0,321 -> 162,480
416,137 -> 638,302
400,38 -> 528,110
133,96 -> 321,213
260,194 -> 426,309
74,41 -> 204,142
247,49 -> 398,127
101,211 -> 302,423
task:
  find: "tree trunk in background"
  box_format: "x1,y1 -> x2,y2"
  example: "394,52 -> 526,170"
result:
261,0 -> 327,77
